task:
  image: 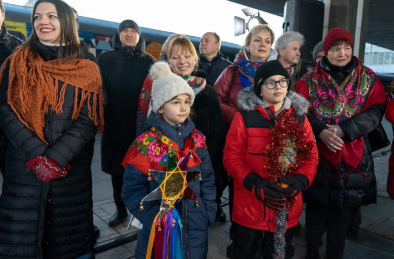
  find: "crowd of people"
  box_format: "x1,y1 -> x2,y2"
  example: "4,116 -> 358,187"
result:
0,0 -> 392,258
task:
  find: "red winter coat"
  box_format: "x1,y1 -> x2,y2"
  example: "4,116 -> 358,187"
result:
386,97 -> 394,198
213,51 -> 244,128
213,49 -> 278,128
224,88 -> 319,231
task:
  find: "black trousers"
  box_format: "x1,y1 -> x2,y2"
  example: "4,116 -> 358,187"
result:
227,222 -> 295,259
305,203 -> 351,259
111,175 -> 127,213
215,164 -> 228,208
228,178 -> 235,240
348,206 -> 361,231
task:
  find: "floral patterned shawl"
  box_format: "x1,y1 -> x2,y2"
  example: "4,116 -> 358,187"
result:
299,57 -> 386,168
122,126 -> 207,176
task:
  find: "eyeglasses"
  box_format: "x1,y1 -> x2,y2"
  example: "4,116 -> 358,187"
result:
315,55 -> 324,62
263,78 -> 289,89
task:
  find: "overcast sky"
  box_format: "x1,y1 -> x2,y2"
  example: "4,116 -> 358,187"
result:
5,0 -> 284,46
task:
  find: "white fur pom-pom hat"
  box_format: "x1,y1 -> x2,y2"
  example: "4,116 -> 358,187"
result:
150,62 -> 195,113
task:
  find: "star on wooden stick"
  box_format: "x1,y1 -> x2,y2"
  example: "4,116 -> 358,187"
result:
139,151 -> 200,219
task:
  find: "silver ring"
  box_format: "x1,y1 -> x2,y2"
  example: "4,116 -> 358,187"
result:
330,143 -> 333,146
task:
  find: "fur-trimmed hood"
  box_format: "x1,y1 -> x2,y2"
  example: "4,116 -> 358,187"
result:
237,86 -> 310,115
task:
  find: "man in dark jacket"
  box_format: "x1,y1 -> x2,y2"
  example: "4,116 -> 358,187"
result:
199,32 -> 231,222
0,1 -> 23,174
0,1 -> 22,64
199,32 -> 232,86
98,20 -> 155,227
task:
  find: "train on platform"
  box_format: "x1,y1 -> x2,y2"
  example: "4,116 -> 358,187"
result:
4,3 -> 393,87
4,3 -> 241,61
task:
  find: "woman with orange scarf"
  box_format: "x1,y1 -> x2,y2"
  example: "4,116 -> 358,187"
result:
294,28 -> 386,259
0,0 -> 103,258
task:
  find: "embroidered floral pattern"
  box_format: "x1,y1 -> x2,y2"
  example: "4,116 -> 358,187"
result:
133,127 -> 177,166
191,129 -> 207,148
180,75 -> 205,90
306,61 -> 376,125
131,127 -> 206,167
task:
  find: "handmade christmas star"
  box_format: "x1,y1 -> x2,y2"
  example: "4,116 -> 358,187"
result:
139,150 -> 201,219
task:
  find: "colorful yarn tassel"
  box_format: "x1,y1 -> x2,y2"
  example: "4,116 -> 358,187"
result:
146,209 -> 183,259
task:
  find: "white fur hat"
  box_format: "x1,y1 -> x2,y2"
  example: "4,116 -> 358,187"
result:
150,62 -> 195,113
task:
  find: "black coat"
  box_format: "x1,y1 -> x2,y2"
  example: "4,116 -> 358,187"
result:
0,25 -> 23,65
190,82 -> 228,193
0,25 -> 23,173
99,34 -> 155,175
198,52 -> 232,86
0,42 -> 99,258
304,103 -> 383,209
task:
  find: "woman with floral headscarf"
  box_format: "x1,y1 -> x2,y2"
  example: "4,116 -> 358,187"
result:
294,28 -> 386,259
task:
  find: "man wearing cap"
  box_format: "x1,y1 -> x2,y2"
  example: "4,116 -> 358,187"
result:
312,41 -> 324,67
0,1 -> 22,64
275,31 -> 305,89
98,19 -> 155,227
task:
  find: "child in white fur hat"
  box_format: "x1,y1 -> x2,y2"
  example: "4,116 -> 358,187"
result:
121,62 -> 217,259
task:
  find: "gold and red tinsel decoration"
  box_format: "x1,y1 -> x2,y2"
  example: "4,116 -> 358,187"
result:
265,110 -> 314,205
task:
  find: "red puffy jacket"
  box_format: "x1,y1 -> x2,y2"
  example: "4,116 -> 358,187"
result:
213,52 -> 244,128
224,89 -> 318,231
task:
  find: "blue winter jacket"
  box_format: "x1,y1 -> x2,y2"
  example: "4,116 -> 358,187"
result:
122,113 -> 217,259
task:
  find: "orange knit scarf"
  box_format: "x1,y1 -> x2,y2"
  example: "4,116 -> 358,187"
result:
0,47 -> 104,145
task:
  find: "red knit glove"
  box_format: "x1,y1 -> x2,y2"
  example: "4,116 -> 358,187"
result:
26,156 -> 70,182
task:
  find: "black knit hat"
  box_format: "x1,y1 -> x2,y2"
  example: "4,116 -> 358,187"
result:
118,19 -> 140,35
312,41 -> 323,65
254,60 -> 289,96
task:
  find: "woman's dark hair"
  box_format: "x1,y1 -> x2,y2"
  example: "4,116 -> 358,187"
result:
329,39 -> 353,50
21,0 -> 80,59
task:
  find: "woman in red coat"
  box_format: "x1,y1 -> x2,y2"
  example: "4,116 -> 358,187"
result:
224,60 -> 318,259
213,24 -> 277,129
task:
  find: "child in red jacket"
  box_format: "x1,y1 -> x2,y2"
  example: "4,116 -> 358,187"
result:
224,60 -> 318,259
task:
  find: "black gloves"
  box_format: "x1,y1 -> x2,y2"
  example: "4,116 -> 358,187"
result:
244,173 -> 287,211
243,173 -> 309,210
278,174 -> 309,198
